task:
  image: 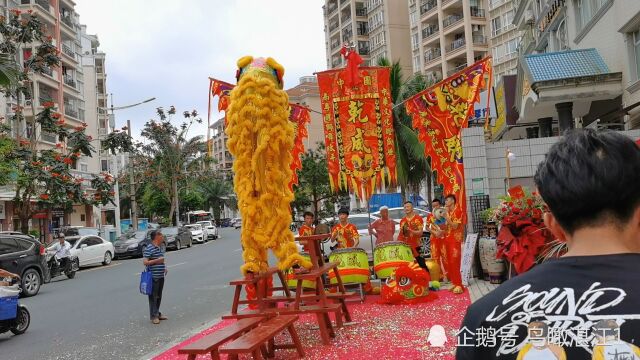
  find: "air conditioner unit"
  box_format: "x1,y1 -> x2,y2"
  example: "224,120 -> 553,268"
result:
524,10 -> 534,24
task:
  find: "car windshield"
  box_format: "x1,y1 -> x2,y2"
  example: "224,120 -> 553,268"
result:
186,225 -> 201,231
348,216 -> 374,230
67,238 -> 79,247
160,227 -> 178,235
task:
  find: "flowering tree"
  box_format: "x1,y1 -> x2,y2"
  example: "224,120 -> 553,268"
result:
0,10 -> 119,234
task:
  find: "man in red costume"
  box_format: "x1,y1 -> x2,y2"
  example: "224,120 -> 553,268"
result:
340,43 -> 363,87
298,211 -> 315,252
442,194 -> 464,294
398,201 -> 428,271
426,198 -> 445,281
331,207 -> 360,249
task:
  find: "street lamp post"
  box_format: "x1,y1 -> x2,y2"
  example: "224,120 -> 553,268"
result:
101,95 -> 155,233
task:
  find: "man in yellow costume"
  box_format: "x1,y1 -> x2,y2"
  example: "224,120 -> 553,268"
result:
225,56 -> 311,275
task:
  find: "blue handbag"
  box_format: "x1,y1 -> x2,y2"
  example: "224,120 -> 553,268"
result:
139,267 -> 153,295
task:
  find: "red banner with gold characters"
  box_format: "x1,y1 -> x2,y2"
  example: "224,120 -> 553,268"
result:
316,66 -> 397,201
288,103 -> 311,190
405,58 -> 491,224
207,78 -> 311,189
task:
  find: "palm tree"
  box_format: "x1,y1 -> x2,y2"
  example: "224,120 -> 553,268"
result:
377,58 -> 433,202
196,177 -> 236,222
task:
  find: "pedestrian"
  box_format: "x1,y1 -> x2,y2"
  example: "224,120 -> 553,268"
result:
48,233 -> 72,273
368,206 -> 395,244
456,129 -> 640,359
397,201 -> 427,271
330,208 -> 359,249
143,230 -> 167,325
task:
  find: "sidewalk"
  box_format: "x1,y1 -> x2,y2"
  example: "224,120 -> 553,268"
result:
154,289 -> 475,360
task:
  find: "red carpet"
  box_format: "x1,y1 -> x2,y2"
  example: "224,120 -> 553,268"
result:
154,291 -> 470,360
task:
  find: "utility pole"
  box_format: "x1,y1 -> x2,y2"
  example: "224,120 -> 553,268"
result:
127,119 -> 138,231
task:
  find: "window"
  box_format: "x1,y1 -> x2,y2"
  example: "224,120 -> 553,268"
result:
80,214 -> 86,222
575,0 -> 608,32
411,33 -> 419,49
505,39 -> 518,55
42,131 -> 57,143
412,54 -> 421,72
634,30 -> 640,81
101,159 -> 109,172
80,163 -> 88,172
491,17 -> 502,36
410,10 -> 417,27
0,238 -> 21,255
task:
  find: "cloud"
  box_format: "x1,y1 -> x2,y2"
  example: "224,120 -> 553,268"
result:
75,0 -> 326,142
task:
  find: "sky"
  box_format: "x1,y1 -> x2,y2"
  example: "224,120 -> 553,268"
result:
75,0 -> 327,140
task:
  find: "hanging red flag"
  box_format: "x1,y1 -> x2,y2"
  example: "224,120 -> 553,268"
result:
288,103 -> 311,190
209,77 -> 235,112
317,66 -> 397,201
405,58 -> 491,224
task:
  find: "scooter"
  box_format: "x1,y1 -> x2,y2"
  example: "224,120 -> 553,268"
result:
46,253 -> 79,280
0,278 -> 31,335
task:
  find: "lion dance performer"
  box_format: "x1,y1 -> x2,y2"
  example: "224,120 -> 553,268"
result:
226,56 -> 312,276
442,194 -> 464,294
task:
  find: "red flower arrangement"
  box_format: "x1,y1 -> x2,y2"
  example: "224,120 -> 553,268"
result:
42,101 -> 55,108
487,187 -> 554,274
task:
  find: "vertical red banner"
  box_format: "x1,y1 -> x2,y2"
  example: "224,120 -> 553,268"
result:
317,66 -> 397,201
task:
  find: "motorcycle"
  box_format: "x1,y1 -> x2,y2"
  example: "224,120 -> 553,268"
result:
0,278 -> 30,335
46,252 -> 79,280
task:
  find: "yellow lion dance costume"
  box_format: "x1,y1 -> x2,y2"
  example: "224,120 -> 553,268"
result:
226,56 -> 312,275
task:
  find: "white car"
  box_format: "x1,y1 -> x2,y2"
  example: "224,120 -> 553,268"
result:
197,221 -> 218,240
316,213 -> 383,259
185,224 -> 206,243
371,207 -> 431,223
48,235 -> 115,267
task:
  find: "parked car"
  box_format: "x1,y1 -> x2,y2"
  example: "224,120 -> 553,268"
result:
231,218 -> 242,229
371,207 -> 431,224
0,234 -> 49,297
197,221 -> 218,240
114,230 -> 166,259
47,235 -> 114,267
185,224 -> 206,243
56,227 -> 100,237
219,218 -> 232,227
160,227 -> 192,250
313,214 -> 382,259
0,231 -> 36,240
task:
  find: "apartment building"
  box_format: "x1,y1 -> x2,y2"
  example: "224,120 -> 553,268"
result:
411,0 -> 490,83
80,25 -> 119,232
323,0 -> 412,75
210,117 -> 233,176
286,76 -> 325,152
508,0 -> 640,139
0,0 -> 106,233
488,0 -> 519,81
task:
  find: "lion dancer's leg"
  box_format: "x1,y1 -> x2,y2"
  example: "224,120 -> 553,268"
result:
430,236 -> 444,281
443,231 -> 464,294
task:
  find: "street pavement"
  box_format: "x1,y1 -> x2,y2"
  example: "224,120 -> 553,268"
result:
0,227 -> 245,360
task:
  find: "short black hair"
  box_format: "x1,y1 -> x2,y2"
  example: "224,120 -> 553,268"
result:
432,198 -> 441,204
404,201 -> 413,205
149,230 -> 160,241
445,194 -> 456,204
338,207 -> 350,215
303,211 -> 314,218
534,129 -> 640,234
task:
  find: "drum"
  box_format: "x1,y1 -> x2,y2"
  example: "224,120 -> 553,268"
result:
373,241 -> 414,279
286,253 -> 316,289
328,248 -> 369,284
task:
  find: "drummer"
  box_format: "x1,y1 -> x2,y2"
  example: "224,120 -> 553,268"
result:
298,211 -> 315,252
397,201 -> 428,271
330,207 -> 360,249
368,206 -> 395,245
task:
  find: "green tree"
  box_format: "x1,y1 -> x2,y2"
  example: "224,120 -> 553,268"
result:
377,58 -> 433,201
0,10 -> 120,234
195,177 -> 235,222
293,143 -> 347,220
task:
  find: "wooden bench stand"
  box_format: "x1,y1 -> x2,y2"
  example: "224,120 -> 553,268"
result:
220,315 -> 304,360
177,317 -> 263,360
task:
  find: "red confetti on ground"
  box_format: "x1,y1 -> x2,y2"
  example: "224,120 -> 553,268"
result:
154,291 -> 470,360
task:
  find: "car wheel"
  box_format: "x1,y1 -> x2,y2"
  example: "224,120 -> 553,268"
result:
10,306 -> 30,335
103,252 -> 112,266
176,240 -> 182,250
21,269 -> 41,297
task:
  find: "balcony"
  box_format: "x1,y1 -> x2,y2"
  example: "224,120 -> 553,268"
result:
472,34 -> 487,45
65,106 -> 79,119
327,2 -> 338,14
60,15 -> 74,29
35,0 -> 49,10
331,41 -> 341,50
358,46 -> 370,55
422,25 -> 439,40
342,31 -> 353,42
470,7 -> 486,18
41,66 -> 53,77
448,63 -> 467,76
450,37 -> 466,51
420,0 -> 437,15
63,75 -> 76,88
356,8 -> 367,17
443,15 -> 463,28
490,0 -> 505,9
357,22 -> 368,36
329,21 -> 339,33
62,44 -> 75,58
424,48 -> 442,63
341,12 -> 351,24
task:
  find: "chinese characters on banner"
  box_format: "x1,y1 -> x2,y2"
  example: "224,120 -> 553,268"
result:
207,78 -> 311,189
405,58 -> 491,224
316,67 -> 397,201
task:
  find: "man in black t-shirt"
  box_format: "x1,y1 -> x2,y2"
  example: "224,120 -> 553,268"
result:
457,129 -> 640,359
